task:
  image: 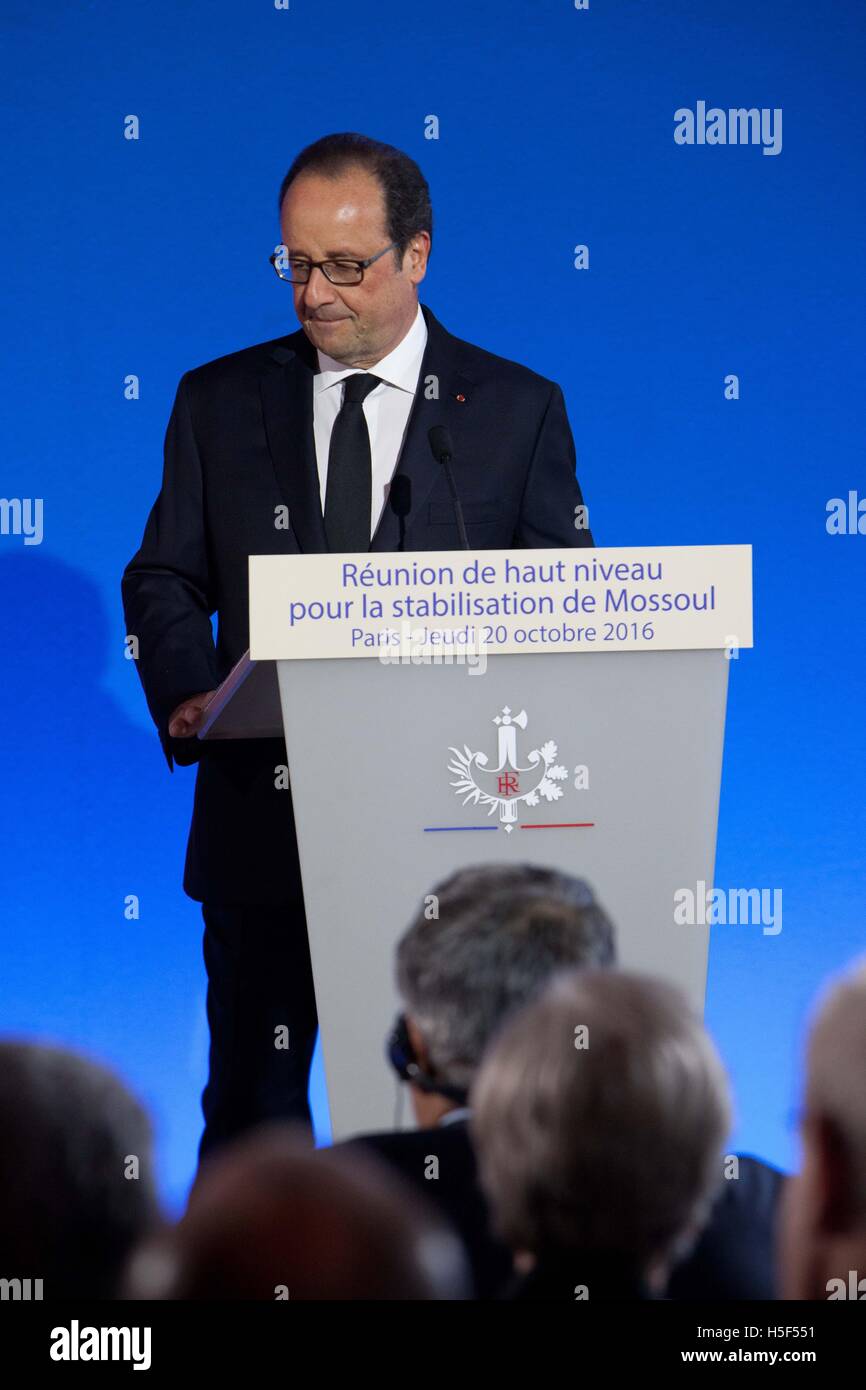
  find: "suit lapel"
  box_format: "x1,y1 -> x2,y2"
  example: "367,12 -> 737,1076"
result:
370,305 -> 476,552
259,302 -> 474,555
260,329 -> 328,554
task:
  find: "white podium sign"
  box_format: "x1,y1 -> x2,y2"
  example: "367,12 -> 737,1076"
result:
250,544 -> 752,662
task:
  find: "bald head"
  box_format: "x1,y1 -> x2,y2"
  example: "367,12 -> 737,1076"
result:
779,958 -> 866,1299
125,1125 -> 468,1300
804,959 -> 866,1213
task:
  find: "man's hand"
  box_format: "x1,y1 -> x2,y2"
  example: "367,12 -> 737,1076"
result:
168,690 -> 216,738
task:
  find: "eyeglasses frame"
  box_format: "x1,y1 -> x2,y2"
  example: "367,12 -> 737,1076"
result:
269,241 -> 401,285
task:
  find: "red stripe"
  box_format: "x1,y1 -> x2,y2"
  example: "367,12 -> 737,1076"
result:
520,823 -> 595,829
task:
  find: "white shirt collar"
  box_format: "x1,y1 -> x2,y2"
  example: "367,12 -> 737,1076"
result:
438,1105 -> 472,1127
313,301 -> 426,395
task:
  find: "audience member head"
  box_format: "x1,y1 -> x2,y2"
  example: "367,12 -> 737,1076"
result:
779,958 -> 866,1299
124,1124 -> 469,1300
0,1040 -> 159,1299
393,863 -> 616,1126
471,969 -> 732,1297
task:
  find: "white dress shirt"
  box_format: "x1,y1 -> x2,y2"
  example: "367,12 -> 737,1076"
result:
313,301 -> 427,540
438,1105 -> 471,1127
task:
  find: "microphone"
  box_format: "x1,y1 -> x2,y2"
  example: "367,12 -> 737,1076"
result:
428,426 -> 470,550
389,474 -> 411,551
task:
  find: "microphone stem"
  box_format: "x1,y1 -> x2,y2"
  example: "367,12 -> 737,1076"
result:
441,454 -> 470,550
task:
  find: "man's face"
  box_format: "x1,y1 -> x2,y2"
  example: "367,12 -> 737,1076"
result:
279,167 -> 429,368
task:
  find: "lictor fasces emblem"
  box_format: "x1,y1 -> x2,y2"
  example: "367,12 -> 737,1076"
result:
448,706 -> 569,833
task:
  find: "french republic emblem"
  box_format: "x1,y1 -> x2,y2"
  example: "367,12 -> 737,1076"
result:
448,706 -> 569,833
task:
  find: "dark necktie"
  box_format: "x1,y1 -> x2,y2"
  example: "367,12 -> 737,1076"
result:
323,372 -> 383,553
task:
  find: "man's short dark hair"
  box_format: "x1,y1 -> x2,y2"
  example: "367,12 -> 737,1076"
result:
395,863 -> 617,1091
0,1041 -> 159,1298
277,132 -> 433,269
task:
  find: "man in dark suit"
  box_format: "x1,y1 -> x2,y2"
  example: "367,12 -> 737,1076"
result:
121,132 -> 592,1163
347,866 -> 786,1300
344,863 -> 618,1298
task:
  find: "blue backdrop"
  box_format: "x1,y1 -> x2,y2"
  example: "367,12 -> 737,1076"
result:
2,0 -> 864,1211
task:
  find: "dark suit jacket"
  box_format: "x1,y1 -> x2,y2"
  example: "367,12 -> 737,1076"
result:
505,1254 -> 656,1301
342,1119 -> 514,1300
349,1124 -> 785,1304
666,1154 -> 786,1300
122,302 -> 592,904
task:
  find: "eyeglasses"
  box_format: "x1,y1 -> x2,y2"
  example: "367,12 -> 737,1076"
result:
269,241 -> 400,286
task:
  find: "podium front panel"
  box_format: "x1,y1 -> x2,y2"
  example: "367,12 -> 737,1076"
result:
276,649 -> 729,1140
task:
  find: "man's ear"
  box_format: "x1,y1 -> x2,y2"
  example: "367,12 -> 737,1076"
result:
404,232 -> 430,283
405,1014 -> 431,1075
812,1113 -> 857,1235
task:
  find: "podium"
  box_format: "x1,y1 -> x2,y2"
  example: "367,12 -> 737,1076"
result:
200,544 -> 752,1139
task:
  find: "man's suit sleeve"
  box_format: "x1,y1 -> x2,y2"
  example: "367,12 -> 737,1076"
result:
121,371 -> 220,771
513,382 -> 594,548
